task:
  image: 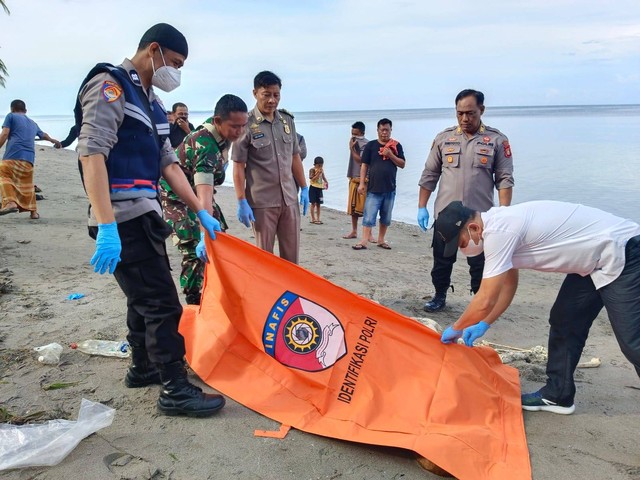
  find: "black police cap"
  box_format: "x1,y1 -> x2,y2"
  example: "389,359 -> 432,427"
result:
435,201 -> 476,257
140,23 -> 188,58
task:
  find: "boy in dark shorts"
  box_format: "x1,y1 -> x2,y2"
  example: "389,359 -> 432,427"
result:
308,156 -> 328,224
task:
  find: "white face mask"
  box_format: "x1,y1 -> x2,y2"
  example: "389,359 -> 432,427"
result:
151,47 -> 181,92
460,226 -> 484,257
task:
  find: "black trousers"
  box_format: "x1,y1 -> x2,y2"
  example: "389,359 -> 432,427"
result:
90,212 -> 185,365
430,218 -> 484,295
542,235 -> 640,405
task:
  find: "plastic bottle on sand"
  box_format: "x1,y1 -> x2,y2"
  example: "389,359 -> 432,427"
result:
34,343 -> 64,364
71,340 -> 130,358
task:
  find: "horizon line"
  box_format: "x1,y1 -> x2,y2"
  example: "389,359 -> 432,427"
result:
29,103 -> 640,118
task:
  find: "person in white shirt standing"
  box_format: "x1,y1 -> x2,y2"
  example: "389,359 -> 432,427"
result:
436,200 -> 640,415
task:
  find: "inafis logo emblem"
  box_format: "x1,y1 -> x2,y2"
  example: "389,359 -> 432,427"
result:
263,291 -> 347,372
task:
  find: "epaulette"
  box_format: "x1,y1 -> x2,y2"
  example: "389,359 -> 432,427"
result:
278,108 -> 294,118
436,126 -> 459,137
482,125 -> 506,136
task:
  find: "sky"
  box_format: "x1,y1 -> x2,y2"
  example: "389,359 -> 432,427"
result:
0,0 -> 639,115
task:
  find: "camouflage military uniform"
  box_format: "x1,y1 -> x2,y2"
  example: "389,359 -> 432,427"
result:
160,117 -> 229,303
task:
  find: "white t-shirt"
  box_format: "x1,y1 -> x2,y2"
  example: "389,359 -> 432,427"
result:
481,201 -> 640,289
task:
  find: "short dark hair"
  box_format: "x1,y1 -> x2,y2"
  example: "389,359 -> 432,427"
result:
172,102 -> 188,113
214,94 -> 248,120
313,156 -> 324,165
455,89 -> 484,106
377,118 -> 392,129
352,121 -> 365,134
166,110 -> 172,115
254,71 -> 282,89
10,99 -> 26,112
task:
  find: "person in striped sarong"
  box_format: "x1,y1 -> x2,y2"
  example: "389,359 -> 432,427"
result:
0,99 -> 61,219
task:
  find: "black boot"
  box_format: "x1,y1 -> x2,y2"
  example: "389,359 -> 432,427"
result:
424,293 -> 447,312
185,292 -> 201,305
124,347 -> 161,388
157,361 -> 225,417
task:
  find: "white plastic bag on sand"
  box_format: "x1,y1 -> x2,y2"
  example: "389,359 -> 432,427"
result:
34,342 -> 63,364
0,398 -> 115,471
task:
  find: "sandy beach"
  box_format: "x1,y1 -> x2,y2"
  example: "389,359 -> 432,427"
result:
1,146 -> 639,479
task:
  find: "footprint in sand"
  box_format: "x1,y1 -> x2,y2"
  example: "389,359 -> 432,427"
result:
104,452 -> 162,479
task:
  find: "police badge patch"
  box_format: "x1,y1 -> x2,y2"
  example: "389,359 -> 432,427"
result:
101,81 -> 122,103
263,291 -> 347,372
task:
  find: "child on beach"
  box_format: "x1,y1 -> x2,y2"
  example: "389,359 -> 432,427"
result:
308,156 -> 328,224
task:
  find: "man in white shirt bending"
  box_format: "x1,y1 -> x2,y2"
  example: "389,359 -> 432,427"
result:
436,200 -> 640,415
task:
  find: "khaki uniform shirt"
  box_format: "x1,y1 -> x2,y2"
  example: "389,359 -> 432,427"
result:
231,106 -> 300,208
418,124 -> 514,217
76,58 -> 177,226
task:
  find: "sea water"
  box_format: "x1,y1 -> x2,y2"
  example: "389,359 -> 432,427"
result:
32,104 -> 640,224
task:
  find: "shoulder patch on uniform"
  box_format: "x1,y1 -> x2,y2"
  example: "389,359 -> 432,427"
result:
503,140 -> 512,158
102,80 -> 122,103
278,108 -> 294,118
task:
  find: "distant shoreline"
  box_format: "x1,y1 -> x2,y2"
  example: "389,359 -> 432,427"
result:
28,103 -> 640,119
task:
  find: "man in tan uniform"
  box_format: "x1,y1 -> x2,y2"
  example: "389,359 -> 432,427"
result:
417,89 -> 514,312
232,70 -> 309,264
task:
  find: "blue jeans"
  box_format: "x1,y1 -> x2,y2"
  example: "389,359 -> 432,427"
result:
542,235 -> 640,405
362,191 -> 395,227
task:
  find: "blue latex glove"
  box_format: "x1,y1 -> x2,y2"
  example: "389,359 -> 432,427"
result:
196,210 -> 221,240
462,321 -> 491,347
441,325 -> 463,344
417,207 -> 430,232
299,186 -> 310,216
237,199 -> 255,228
196,236 -> 208,263
90,222 -> 121,275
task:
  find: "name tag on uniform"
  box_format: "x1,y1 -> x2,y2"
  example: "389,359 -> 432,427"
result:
252,133 -> 265,139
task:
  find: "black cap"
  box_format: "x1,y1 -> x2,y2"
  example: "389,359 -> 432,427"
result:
140,23 -> 188,58
435,201 -> 476,257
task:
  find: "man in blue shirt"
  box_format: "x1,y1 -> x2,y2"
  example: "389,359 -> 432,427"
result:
0,99 -> 60,219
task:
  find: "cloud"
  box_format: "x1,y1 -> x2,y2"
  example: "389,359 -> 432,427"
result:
1,0 -> 639,114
